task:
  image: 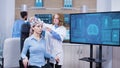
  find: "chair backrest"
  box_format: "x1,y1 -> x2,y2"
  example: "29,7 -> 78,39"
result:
3,38 -> 20,67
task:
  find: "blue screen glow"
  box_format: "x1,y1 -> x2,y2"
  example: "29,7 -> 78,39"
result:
70,12 -> 120,46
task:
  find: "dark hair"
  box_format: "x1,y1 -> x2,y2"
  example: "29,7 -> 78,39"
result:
20,11 -> 28,18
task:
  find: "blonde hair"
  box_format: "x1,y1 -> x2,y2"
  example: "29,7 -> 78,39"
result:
52,13 -> 64,26
29,20 -> 43,35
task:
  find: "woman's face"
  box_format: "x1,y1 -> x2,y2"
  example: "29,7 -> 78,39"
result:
33,23 -> 43,34
53,14 -> 60,25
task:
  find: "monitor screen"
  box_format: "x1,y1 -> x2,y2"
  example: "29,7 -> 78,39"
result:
35,14 -> 52,24
70,11 -> 120,46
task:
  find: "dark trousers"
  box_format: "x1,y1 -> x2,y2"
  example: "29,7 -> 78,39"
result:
50,63 -> 61,68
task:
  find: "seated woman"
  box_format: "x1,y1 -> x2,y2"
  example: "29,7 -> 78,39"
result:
21,20 -> 59,68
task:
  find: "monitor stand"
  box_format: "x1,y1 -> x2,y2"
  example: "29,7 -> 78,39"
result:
79,44 -> 106,68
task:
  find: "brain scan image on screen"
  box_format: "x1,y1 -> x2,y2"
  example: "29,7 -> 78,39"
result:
87,24 -> 99,35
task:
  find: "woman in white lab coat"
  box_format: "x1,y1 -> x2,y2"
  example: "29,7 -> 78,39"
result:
44,13 -> 66,68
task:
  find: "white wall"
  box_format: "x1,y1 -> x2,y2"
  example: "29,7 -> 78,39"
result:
0,0 -> 15,38
0,0 -> 15,62
97,0 -> 120,11
0,0 -> 6,36
0,0 -> 15,51
5,0 -> 15,38
97,0 -> 111,12
111,0 -> 120,11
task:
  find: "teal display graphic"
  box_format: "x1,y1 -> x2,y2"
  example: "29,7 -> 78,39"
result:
87,24 -> 99,35
70,12 -> 120,46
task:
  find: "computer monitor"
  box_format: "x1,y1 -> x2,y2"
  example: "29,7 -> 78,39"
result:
35,14 -> 52,24
70,11 -> 120,46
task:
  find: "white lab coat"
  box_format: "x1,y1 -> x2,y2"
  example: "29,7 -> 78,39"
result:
43,23 -> 66,65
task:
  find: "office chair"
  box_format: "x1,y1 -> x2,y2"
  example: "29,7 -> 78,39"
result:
3,38 -> 20,68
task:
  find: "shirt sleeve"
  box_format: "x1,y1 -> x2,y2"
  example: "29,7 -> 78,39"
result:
51,27 -> 67,41
21,39 -> 30,59
50,30 -> 61,41
12,21 -> 20,37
